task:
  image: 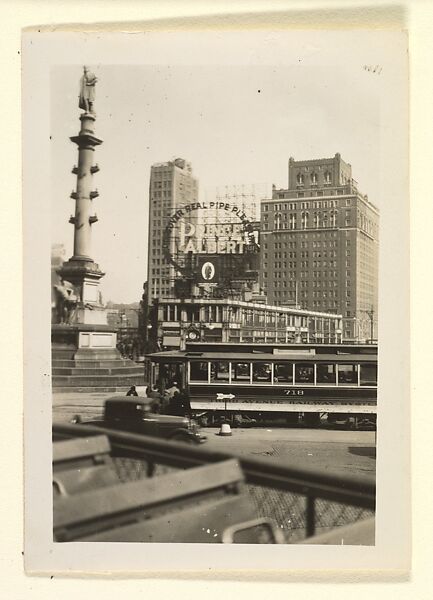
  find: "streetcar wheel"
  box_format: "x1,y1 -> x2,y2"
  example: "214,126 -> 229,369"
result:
304,413 -> 321,427
232,414 -> 242,428
198,415 -> 210,427
285,413 -> 299,426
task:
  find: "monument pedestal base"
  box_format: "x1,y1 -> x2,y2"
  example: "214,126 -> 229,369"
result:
52,324 -> 144,391
75,306 -> 108,325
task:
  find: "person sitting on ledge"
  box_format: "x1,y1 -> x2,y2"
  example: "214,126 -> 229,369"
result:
126,385 -> 138,397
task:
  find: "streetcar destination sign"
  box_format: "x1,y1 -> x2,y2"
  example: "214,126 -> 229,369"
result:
216,393 -> 235,400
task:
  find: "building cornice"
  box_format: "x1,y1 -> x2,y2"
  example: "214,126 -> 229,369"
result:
263,193 -> 379,215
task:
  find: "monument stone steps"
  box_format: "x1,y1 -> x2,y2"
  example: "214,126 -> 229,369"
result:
51,358 -> 140,368
52,365 -> 143,376
53,385 -> 144,393
52,373 -> 144,387
52,349 -> 78,360
51,352 -> 144,390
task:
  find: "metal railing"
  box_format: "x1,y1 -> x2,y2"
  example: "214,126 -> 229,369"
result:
53,422 -> 375,540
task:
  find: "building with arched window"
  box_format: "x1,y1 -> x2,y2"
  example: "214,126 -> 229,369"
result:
259,154 -> 379,342
152,296 -> 343,348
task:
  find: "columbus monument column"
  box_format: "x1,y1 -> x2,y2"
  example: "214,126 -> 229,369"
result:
59,66 -> 105,323
51,67 -> 143,389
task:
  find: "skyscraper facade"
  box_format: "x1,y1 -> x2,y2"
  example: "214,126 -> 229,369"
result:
259,154 -> 379,341
147,158 -> 199,303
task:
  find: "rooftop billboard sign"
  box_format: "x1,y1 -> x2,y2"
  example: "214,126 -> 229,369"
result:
163,202 -> 260,274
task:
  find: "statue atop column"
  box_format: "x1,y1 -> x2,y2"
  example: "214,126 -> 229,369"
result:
79,66 -> 97,114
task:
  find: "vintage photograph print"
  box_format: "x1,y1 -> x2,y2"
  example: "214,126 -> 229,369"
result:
23,30 -> 409,571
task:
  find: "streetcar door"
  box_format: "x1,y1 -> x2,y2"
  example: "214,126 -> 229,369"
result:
157,361 -> 185,391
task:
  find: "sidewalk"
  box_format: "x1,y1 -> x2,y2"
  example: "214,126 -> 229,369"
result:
53,388 -> 147,408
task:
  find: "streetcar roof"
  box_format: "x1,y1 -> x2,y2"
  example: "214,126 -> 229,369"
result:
146,351 -> 377,362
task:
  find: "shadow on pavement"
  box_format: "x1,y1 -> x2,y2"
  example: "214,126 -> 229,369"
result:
348,446 -> 376,459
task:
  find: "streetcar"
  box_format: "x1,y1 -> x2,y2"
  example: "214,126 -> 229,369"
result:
146,343 -> 377,429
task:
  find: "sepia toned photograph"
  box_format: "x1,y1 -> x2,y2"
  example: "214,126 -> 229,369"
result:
23,29 -> 409,571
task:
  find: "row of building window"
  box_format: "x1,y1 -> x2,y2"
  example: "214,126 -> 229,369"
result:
263,259 -> 341,270
313,301 -> 339,308
267,278 -> 340,287
263,217 -> 353,231
152,249 -> 350,264
152,180 -> 172,188
264,199 -> 343,211
264,270 -> 344,279
296,171 -> 331,185
264,233 -> 339,247
151,190 -> 174,199
267,251 -> 304,259
273,188 -> 354,200
268,295 -> 340,310
296,189 -> 348,198
268,286 -> 341,298
270,211 -> 339,224
152,209 -> 184,217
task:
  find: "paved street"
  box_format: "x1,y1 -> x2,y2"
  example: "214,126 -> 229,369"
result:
205,428 -> 375,477
53,391 -> 376,478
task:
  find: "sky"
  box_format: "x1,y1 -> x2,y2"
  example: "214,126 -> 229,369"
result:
50,36 -> 382,303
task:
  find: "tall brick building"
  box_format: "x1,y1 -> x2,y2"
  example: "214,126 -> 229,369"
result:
259,154 -> 379,341
147,158 -> 199,303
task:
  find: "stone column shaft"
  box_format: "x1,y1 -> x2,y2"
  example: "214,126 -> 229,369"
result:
73,144 -> 94,258
70,114 -> 101,261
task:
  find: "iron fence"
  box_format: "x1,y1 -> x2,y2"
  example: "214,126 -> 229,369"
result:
53,422 -> 375,543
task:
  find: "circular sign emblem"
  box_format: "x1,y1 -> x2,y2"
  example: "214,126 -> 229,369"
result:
201,261 -> 215,281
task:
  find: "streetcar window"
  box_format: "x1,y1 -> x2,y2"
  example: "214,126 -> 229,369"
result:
190,361 -> 208,382
210,361 -> 229,382
252,362 -> 272,383
316,363 -> 336,384
337,363 -> 358,385
232,362 -> 251,382
295,363 -> 314,384
274,363 -> 293,383
360,363 -> 377,386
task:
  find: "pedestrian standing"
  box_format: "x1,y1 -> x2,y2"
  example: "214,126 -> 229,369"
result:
148,384 -> 162,413
165,381 -> 180,399
178,388 -> 192,418
168,391 -> 183,416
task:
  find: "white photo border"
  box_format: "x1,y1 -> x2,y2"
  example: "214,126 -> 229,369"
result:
22,29 -> 410,574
